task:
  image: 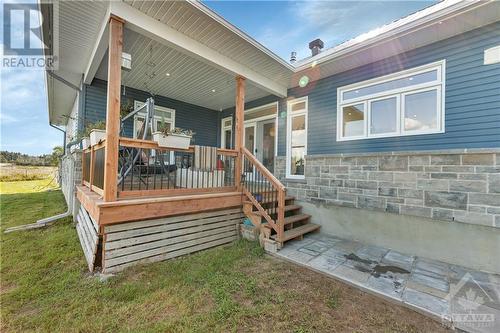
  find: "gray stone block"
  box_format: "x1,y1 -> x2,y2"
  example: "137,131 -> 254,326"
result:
349,171 -> 367,180
442,166 -> 475,173
453,211 -> 494,227
323,157 -> 341,165
462,153 -> 494,165
417,179 -> 448,191
386,203 -> 400,214
344,180 -> 356,188
319,187 -> 337,200
378,187 -> 397,197
395,172 -> 417,182
425,166 -> 442,172
341,157 -> 357,165
458,173 -> 487,181
306,165 -> 320,177
409,155 -> 430,166
430,173 -> 457,179
468,205 -> 486,213
357,156 -> 378,166
379,156 -> 408,171
398,188 -> 423,199
405,198 -> 424,206
432,208 -> 454,221
424,191 -> 468,210
430,154 -> 460,165
357,196 -> 386,211
401,205 -> 432,218
362,165 -> 377,171
382,250 -> 415,271
306,189 -> 319,198
449,180 -> 486,193
338,192 -> 356,202
329,179 -> 343,187
488,174 -> 500,193
469,193 -> 500,206
329,166 -> 349,174
476,166 -> 500,173
368,171 -> 393,181
356,180 -> 377,190
487,207 -> 500,214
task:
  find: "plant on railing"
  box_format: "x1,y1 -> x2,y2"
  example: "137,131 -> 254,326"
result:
153,119 -> 195,149
120,99 -> 134,119
76,120 -> 106,149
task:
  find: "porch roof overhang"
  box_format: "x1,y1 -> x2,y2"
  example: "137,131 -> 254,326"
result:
42,0 -> 293,126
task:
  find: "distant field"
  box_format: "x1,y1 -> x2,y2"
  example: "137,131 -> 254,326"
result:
0,163 -> 57,182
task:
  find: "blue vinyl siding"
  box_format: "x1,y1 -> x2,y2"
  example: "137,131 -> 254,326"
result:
277,22 -> 500,156
82,79 -> 220,147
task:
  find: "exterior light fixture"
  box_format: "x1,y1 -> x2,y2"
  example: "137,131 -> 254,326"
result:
298,75 -> 309,88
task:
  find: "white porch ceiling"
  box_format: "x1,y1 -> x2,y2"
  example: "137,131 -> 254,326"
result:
94,29 -> 271,111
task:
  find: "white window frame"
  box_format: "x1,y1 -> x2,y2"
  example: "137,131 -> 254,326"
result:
337,60 -> 445,141
286,96 -> 308,180
133,101 -> 176,138
220,116 -> 233,149
244,101 -> 279,157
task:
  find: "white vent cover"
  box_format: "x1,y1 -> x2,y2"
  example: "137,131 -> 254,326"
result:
484,45 -> 500,65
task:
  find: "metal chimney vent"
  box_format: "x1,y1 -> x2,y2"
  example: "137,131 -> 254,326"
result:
309,39 -> 324,56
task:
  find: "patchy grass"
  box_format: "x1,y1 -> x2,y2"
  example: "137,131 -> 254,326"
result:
0,165 -> 57,182
0,181 -> 450,332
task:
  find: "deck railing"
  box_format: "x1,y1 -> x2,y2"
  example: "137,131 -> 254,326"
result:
82,141 -> 106,196
241,147 -> 285,242
82,138 -> 238,199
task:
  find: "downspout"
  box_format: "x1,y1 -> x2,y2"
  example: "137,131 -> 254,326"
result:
5,77 -> 81,233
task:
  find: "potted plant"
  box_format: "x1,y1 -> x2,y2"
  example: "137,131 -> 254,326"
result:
153,120 -> 194,149
88,121 -> 107,146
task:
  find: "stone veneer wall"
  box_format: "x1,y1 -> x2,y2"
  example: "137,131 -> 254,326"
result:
275,150 -> 500,229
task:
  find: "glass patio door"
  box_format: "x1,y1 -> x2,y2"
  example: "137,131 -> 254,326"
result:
244,123 -> 256,174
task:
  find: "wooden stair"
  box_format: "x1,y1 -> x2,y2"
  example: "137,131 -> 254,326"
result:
240,147 -> 320,248
243,194 -> 320,245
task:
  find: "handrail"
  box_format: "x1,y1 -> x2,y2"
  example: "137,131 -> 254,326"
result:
241,147 -> 285,242
241,148 -> 285,191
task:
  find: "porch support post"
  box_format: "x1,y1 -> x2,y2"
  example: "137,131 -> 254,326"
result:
234,75 -> 245,189
103,15 -> 124,202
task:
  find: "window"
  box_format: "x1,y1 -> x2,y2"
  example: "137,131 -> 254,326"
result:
220,116 -> 232,149
133,101 -> 175,140
337,60 -> 445,141
286,97 -> 307,179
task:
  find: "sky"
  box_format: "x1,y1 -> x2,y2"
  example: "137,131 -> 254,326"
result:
1,0 -> 433,156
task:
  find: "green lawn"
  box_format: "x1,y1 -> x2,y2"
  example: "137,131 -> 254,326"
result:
0,180 -> 449,332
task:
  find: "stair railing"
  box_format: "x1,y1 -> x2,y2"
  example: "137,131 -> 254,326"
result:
241,147 -> 285,242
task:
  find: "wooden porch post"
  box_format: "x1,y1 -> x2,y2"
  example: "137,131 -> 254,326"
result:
103,15 -> 124,202
234,76 -> 245,189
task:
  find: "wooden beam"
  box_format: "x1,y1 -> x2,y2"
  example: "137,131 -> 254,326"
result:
234,76 -> 245,189
103,16 -> 124,202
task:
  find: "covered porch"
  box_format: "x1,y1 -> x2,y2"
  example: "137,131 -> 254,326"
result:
72,2 -> 303,272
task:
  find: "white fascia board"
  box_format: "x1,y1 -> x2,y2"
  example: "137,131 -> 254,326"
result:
109,1 -> 287,97
83,4 -> 111,84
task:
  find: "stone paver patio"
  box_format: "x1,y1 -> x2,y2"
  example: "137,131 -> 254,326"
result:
274,232 -> 500,333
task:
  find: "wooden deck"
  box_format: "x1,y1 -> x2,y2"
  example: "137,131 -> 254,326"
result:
76,185 -> 244,272
76,185 -> 243,226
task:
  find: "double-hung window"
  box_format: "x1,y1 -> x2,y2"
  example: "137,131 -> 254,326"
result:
337,60 -> 445,141
286,97 -> 308,179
